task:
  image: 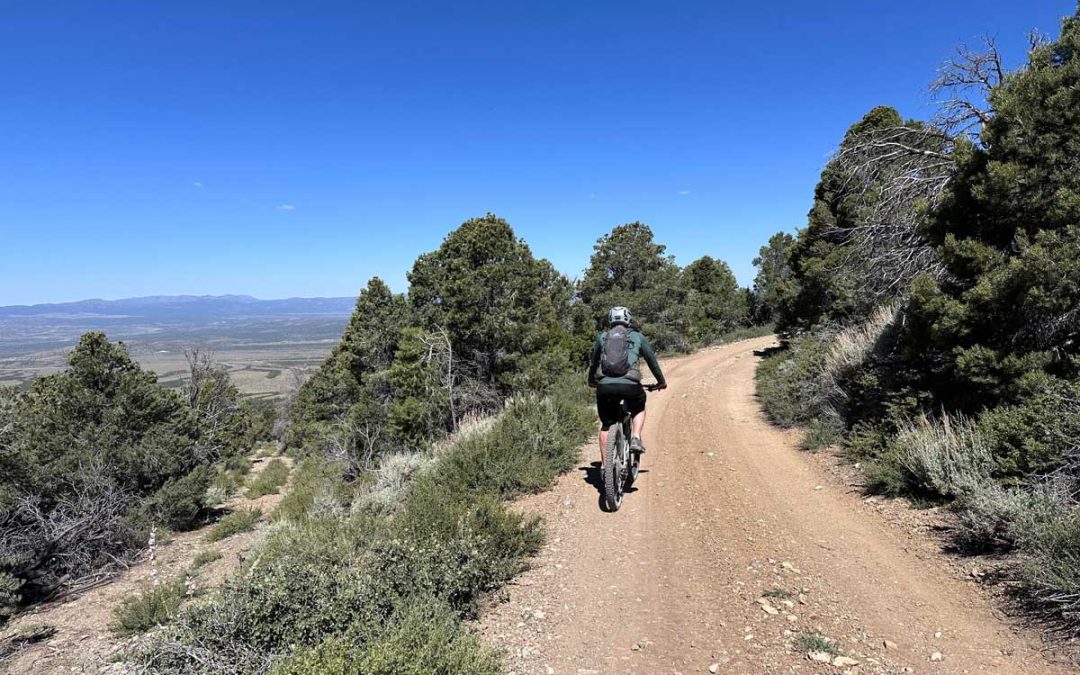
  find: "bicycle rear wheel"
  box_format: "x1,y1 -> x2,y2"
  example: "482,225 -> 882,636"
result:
602,424 -> 625,511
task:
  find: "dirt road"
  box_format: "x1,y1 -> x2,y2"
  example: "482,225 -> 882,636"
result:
480,337 -> 1070,675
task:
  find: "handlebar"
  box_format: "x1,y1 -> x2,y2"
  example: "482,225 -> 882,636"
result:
587,381 -> 667,391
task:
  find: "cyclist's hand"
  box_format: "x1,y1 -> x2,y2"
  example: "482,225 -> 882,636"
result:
655,383 -> 668,391
588,382 -> 597,389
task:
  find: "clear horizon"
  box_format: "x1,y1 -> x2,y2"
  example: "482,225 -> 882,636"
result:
2,1 -> 1072,305
0,293 -> 360,308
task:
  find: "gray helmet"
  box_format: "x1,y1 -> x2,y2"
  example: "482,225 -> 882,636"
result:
608,306 -> 632,326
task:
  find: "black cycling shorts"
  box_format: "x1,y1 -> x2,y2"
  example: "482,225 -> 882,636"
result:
596,381 -> 646,430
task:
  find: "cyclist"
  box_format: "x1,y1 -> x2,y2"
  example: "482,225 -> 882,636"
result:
588,306 -> 667,464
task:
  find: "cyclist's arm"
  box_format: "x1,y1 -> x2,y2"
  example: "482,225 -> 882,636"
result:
640,336 -> 666,386
587,336 -> 603,386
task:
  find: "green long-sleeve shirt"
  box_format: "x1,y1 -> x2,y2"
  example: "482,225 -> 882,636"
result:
588,329 -> 666,386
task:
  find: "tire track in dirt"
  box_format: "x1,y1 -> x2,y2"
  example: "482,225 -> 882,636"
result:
479,336 -> 1072,675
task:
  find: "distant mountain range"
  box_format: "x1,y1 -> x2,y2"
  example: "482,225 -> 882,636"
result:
0,295 -> 357,320
0,295 -> 357,360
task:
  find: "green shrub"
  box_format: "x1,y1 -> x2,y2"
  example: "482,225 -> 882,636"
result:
0,570 -> 21,621
137,466 -> 213,531
843,422 -> 890,461
130,383 -> 589,673
272,458 -> 351,523
207,455 -> 254,504
246,459 -> 290,498
862,451 -> 910,496
112,578 -> 191,636
801,418 -> 842,451
206,508 -> 262,543
195,537 -> 378,653
272,601 -> 500,675
384,483 -> 543,616
190,549 -> 222,570
974,382 -> 1080,479
754,334 -> 831,428
426,387 -> 592,500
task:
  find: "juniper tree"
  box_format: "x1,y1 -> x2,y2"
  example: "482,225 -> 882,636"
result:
407,213 -> 567,393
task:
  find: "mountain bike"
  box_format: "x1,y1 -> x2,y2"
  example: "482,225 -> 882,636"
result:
603,383 -> 662,512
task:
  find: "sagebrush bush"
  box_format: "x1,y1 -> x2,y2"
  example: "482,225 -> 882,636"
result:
206,508 -> 262,543
757,305 -> 901,444
950,482 -> 1062,551
891,412 -> 992,498
351,451 -> 431,514
1017,505 -> 1080,620
818,304 -> 901,425
821,304 -> 899,381
386,483 -> 543,616
246,459 -> 290,498
207,454 -> 254,504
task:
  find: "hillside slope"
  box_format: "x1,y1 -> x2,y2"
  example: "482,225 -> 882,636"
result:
480,337 -> 1073,674
2,453 -> 294,675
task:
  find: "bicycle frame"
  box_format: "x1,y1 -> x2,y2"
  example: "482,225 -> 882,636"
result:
601,382 -> 660,511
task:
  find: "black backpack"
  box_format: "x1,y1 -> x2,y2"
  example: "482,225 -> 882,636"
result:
600,325 -> 632,377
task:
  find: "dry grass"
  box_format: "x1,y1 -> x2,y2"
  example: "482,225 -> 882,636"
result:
817,303 -> 902,427
823,303 -> 901,377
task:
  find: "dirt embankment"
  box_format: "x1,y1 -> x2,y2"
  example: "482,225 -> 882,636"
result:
480,337 -> 1075,675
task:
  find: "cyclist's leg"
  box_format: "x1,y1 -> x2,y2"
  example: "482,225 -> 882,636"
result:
624,384 -> 648,452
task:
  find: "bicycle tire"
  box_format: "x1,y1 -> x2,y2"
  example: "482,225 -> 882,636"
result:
603,425 -> 624,511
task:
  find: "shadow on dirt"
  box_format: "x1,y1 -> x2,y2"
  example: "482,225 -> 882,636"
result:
579,461 -> 642,512
754,345 -> 785,359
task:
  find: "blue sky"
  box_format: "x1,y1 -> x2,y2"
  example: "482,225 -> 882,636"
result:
0,1 -> 1073,305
